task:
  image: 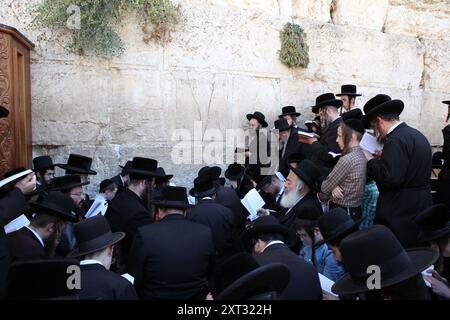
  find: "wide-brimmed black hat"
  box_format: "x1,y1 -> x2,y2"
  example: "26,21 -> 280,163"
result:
154,167 -> 174,183
198,166 -> 222,180
312,93 -> 343,114
246,111 -> 268,128
442,100 -> 450,105
189,175 -> 220,198
69,215 -> 125,258
432,151 -> 443,169
414,204 -> 450,243
0,105 -> 9,118
241,215 -> 297,248
225,163 -> 245,180
316,208 -> 363,247
288,160 -> 320,192
304,120 -> 320,132
213,252 -> 290,300
332,225 -> 438,295
287,152 -> 305,165
126,157 -> 163,179
278,106 -> 301,118
6,259 -> 80,300
344,119 -> 365,135
362,94 -> 404,128
336,84 -> 362,97
152,186 -> 193,209
0,168 -> 34,189
119,160 -> 132,171
341,108 -> 363,121
33,155 -> 60,172
29,191 -> 78,222
48,174 -> 89,192
59,154 -> 97,175
273,118 -> 293,132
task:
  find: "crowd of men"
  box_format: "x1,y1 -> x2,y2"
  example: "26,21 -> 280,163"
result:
0,84 -> 449,300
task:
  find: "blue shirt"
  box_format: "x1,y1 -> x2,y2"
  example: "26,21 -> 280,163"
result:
299,243 -> 344,281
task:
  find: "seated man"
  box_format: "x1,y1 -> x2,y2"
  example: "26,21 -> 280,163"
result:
69,215 -> 138,300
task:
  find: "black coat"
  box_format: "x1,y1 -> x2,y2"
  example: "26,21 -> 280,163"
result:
110,174 -> 126,193
215,186 -> 246,234
105,189 -> 153,269
0,188 -> 28,298
255,243 -> 322,300
186,199 -> 235,257
367,123 -> 432,248
126,214 -> 215,300
437,125 -> 450,208
247,129 -> 271,168
279,128 -> 312,178
6,227 -> 46,262
310,117 -> 343,169
79,263 -> 138,300
276,192 -> 323,229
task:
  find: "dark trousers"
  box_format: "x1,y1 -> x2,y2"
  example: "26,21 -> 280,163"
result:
330,203 -> 362,222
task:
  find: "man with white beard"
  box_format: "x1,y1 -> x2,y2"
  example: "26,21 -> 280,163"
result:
260,160 -> 323,230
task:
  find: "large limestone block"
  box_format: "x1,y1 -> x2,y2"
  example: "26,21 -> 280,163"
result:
331,0 -> 389,31
292,0 -> 333,23
174,0 -> 280,15
167,4 -> 287,75
418,91 -> 450,146
298,21 -> 424,89
384,4 -> 450,40
421,39 -> 450,93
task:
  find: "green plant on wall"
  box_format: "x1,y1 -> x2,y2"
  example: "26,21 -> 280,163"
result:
279,23 -> 309,69
31,0 -> 184,57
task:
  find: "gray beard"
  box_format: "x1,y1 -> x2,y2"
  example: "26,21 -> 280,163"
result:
280,189 -> 301,209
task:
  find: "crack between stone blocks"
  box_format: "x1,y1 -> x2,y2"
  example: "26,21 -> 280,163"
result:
330,0 -> 337,24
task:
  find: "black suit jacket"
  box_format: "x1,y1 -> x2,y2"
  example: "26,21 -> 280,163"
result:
105,189 -> 153,268
310,117 -> 343,169
276,192 -> 323,229
279,128 -> 312,177
6,227 -> 46,262
367,122 -> 432,248
215,186 -> 245,234
126,214 -> 215,300
186,199 -> 235,257
255,243 -> 322,300
0,188 -> 28,298
110,174 -> 126,193
79,263 -> 138,300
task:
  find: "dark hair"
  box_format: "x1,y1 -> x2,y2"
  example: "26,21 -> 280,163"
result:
294,219 -> 317,241
339,123 -> 362,151
31,213 -> 63,229
363,274 -> 431,300
378,114 -> 400,122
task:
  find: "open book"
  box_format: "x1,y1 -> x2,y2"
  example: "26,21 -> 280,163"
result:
241,188 -> 265,222
318,273 -> 338,297
4,214 -> 30,235
360,133 -> 383,154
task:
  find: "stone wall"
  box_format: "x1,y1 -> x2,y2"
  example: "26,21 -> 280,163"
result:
1,0 -> 449,193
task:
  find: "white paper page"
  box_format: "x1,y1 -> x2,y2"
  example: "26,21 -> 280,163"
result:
298,131 -> 319,139
422,265 -> 434,288
85,195 -> 108,219
4,214 -> 30,234
241,188 -> 265,221
360,133 -> 383,154
318,273 -> 338,297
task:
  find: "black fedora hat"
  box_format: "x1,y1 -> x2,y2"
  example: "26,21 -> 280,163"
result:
59,154 -> 97,175
273,118 -> 293,132
341,108 -> 363,121
33,155 -> 60,172
332,225 -> 438,295
6,259 -> 80,300
414,204 -> 450,243
119,160 -> 132,171
316,208 -> 363,247
241,215 -> 297,248
287,152 -> 305,165
278,106 -> 301,118
288,160 -> 320,192
336,84 -> 362,97
29,191 -> 78,222
48,174 -> 89,192
69,215 -> 125,258
246,111 -> 268,128
152,186 -> 193,209
189,175 -> 220,198
0,105 -> 9,118
442,100 -> 450,105
311,93 -> 343,114
225,163 -> 244,180
154,167 -> 174,183
213,252 -> 290,300
342,109 -> 365,135
362,94 -> 404,128
198,166 -> 222,179
126,157 -> 163,179
0,167 -> 33,189
344,119 -> 365,135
